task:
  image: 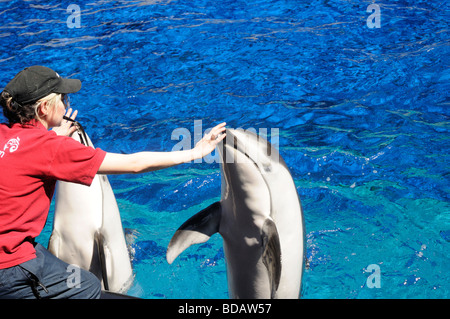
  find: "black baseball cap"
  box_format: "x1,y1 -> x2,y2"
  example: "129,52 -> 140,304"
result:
4,65 -> 81,105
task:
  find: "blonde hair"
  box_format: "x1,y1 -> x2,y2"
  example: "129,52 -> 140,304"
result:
34,93 -> 61,121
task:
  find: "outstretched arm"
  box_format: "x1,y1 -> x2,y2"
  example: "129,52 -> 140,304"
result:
98,122 -> 226,174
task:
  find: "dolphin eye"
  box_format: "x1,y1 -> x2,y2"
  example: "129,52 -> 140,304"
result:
266,141 -> 272,157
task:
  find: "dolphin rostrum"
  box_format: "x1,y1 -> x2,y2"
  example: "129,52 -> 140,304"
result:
48,126 -> 134,294
167,128 -> 305,298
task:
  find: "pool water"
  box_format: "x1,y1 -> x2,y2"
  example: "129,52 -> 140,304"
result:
1,0 -> 448,299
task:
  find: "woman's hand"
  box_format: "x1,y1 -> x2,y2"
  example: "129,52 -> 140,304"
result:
192,122 -> 227,160
52,108 -> 79,136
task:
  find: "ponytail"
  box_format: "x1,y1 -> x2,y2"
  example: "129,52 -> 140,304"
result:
0,91 -> 60,125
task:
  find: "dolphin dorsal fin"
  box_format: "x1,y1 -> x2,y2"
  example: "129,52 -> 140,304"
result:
261,218 -> 282,298
166,202 -> 221,264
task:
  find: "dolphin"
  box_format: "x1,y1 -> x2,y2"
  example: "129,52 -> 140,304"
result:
167,128 -> 305,298
48,126 -> 134,294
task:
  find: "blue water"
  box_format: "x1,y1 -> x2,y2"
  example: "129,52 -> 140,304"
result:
1,0 -> 449,299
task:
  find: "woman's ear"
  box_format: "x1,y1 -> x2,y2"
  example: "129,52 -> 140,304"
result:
37,100 -> 49,117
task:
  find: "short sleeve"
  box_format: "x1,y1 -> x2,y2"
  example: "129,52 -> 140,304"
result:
46,136 -> 107,186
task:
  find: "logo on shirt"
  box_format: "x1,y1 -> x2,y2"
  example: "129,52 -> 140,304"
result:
0,137 -> 20,158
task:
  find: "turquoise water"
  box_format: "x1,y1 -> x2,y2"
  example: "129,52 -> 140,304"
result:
1,0 -> 449,298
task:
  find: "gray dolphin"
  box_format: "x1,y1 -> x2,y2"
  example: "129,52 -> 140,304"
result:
48,128 -> 134,294
167,128 -> 305,298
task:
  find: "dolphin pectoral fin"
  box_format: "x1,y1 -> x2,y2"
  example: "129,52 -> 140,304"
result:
261,218 -> 282,298
94,231 -> 110,291
167,201 -> 221,264
47,231 -> 60,257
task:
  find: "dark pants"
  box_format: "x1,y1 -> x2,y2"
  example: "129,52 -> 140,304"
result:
0,243 -> 101,299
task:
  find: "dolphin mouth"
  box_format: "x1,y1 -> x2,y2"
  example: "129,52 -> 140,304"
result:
219,130 -> 254,165
220,129 -> 272,167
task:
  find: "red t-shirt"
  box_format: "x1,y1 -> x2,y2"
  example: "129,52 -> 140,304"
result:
0,120 -> 107,269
